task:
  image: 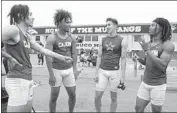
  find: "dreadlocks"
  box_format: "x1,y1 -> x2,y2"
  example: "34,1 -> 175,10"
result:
8,4 -> 29,25
54,9 -> 72,27
153,18 -> 172,42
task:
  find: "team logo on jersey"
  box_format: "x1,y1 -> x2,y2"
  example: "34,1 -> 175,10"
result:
23,41 -> 30,49
105,42 -> 115,51
58,42 -> 71,48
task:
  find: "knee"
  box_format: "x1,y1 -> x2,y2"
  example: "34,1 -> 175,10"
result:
50,93 -> 58,102
111,96 -> 117,103
95,95 -> 102,102
152,105 -> 162,113
135,104 -> 143,112
69,92 -> 76,100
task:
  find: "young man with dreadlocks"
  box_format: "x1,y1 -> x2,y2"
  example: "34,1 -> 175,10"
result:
135,18 -> 175,112
2,4 -> 72,112
45,9 -> 78,112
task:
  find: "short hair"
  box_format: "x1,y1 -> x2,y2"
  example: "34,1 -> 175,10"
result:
54,9 -> 72,27
8,4 -> 29,25
106,18 -> 118,26
153,18 -> 172,42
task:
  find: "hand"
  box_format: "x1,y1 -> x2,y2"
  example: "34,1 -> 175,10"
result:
74,69 -> 83,80
139,37 -> 150,51
49,75 -> 56,86
117,81 -> 126,90
93,71 -> 99,83
62,56 -> 73,63
9,58 -> 23,68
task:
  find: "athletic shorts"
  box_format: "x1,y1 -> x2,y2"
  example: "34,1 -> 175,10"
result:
52,67 -> 76,87
95,68 -> 120,92
5,78 -> 33,106
137,81 -> 167,106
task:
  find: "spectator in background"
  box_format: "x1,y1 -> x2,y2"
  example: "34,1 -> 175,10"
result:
37,42 -> 44,66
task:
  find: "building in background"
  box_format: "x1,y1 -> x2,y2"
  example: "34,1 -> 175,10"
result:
33,23 -> 177,59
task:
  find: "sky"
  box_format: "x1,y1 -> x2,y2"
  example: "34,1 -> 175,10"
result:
2,1 -> 177,28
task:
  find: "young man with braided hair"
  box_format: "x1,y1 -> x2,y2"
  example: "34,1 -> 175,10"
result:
94,18 -> 128,112
135,18 -> 175,112
45,9 -> 78,112
2,4 -> 72,112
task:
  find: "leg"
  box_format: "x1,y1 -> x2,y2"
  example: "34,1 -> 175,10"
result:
109,70 -> 120,112
41,56 -> 44,65
95,91 -> 104,112
95,69 -> 108,112
135,82 -> 151,112
65,86 -> 76,112
49,87 -> 60,112
135,96 -> 150,112
49,69 -> 63,112
63,67 -> 76,112
151,104 -> 162,113
150,84 -> 167,113
110,91 -> 117,112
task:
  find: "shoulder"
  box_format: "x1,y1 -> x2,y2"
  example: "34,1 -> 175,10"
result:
117,35 -> 123,40
2,25 -> 19,37
70,34 -> 77,42
163,41 -> 175,52
46,33 -> 56,44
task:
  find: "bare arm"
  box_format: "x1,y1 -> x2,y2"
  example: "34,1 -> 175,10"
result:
29,34 -> 71,61
95,36 -> 103,75
2,25 -> 22,66
71,35 -> 78,71
146,42 -> 175,70
45,35 -> 55,77
2,25 -> 19,43
120,38 -> 128,83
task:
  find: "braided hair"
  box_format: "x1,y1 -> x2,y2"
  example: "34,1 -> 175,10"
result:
153,18 -> 172,42
8,4 -> 29,25
54,9 -> 72,27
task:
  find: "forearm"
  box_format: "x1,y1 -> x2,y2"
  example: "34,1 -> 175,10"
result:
40,48 -> 64,60
2,50 -> 13,60
96,56 -> 101,73
45,57 -> 54,77
72,53 -> 77,70
121,57 -> 126,83
146,51 -> 166,70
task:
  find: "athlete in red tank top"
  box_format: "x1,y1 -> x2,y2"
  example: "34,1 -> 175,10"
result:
135,18 -> 175,112
2,4 -> 72,112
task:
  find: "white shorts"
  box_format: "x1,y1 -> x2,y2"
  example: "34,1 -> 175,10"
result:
95,68 -> 120,92
52,67 -> 76,87
137,81 -> 167,106
5,78 -> 33,106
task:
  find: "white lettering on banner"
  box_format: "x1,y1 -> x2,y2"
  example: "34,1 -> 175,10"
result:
94,27 -> 107,33
71,28 -> 76,33
43,26 -> 142,34
45,28 -> 58,33
77,28 -> 93,33
117,26 -> 141,32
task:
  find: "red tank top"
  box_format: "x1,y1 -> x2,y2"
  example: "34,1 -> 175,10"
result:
5,26 -> 32,80
52,32 -> 73,70
100,35 -> 123,70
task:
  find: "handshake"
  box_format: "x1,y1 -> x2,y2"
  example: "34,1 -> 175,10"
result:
117,81 -> 126,90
